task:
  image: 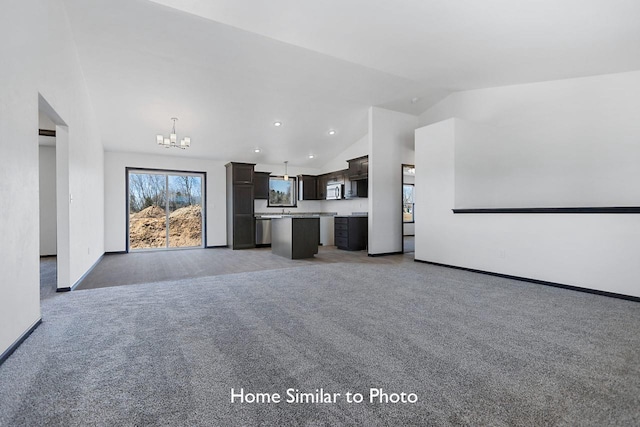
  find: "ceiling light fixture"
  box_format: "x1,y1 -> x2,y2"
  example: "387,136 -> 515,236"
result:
274,121 -> 282,127
328,130 -> 336,136
411,97 -> 420,104
254,148 -> 261,153
283,161 -> 289,180
156,117 -> 190,149
308,154 -> 315,159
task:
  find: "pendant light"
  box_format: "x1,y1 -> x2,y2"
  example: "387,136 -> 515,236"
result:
156,117 -> 191,149
283,161 -> 289,180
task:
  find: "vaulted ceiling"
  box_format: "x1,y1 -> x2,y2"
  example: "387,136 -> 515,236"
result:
62,0 -> 640,167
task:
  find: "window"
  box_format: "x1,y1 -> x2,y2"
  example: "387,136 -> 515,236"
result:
128,169 -> 204,250
268,176 -> 297,207
403,184 -> 414,223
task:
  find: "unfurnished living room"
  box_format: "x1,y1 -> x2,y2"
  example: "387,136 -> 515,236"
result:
1,1 -> 640,426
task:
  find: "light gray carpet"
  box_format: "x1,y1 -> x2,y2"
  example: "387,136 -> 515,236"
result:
75,247 -> 403,290
40,256 -> 57,300
2,261 -> 640,426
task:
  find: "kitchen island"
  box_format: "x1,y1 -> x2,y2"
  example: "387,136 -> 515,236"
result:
271,216 -> 320,259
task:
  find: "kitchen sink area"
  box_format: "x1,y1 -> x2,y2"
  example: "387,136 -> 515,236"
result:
255,212 -> 328,219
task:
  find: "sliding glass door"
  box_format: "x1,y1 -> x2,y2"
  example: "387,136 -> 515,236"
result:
128,169 -> 204,250
167,174 -> 203,248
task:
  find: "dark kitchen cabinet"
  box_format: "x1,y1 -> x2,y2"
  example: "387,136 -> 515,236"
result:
346,179 -> 368,198
347,156 -> 368,180
329,170 -> 348,183
226,162 -> 256,249
357,179 -> 368,197
232,162 -> 254,184
317,174 -> 329,199
334,216 -> 368,251
298,175 -> 319,200
254,171 -> 271,200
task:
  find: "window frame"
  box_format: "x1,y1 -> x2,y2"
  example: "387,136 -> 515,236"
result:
403,183 -> 415,223
267,175 -> 298,208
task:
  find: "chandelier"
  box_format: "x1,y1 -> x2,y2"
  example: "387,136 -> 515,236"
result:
156,117 -> 190,149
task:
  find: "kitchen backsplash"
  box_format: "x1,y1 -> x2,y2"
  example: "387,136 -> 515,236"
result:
254,198 -> 367,217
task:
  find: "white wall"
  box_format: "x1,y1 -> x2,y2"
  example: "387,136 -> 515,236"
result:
319,134 -> 368,174
368,107 -> 417,255
415,116 -> 640,298
420,70 -> 640,208
0,0 -> 104,356
403,222 -> 415,237
39,146 -> 57,256
104,151 -> 229,251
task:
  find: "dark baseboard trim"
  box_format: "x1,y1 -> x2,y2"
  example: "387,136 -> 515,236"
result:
255,244 -> 272,248
415,259 -> 640,303
0,318 -> 42,366
70,254 -> 105,291
368,251 -> 403,257
452,207 -> 640,214
40,254 -> 57,258
57,253 -> 105,293
104,251 -> 127,255
206,245 -> 228,249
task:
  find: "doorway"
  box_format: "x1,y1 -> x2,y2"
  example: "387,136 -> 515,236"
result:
38,111 -> 58,298
127,168 -> 205,251
38,94 -> 70,293
402,164 -> 415,254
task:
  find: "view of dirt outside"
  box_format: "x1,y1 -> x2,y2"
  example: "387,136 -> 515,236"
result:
129,172 -> 203,249
129,205 -> 202,249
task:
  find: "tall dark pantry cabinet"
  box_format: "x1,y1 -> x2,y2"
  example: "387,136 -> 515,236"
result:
226,162 -> 256,249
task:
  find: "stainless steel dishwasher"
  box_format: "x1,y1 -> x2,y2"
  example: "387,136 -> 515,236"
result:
255,218 -> 272,246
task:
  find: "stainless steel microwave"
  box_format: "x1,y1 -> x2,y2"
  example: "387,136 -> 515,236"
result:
326,183 -> 343,200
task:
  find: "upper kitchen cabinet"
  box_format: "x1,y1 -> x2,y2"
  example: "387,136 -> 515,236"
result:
254,171 -> 271,200
232,162 -> 254,184
298,175 -> 319,200
326,169 -> 348,183
317,174 -> 329,200
346,179 -> 368,198
348,156 -> 368,180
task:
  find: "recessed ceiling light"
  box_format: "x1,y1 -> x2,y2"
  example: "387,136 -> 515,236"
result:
308,154 -> 315,159
328,130 -> 336,136
273,121 -> 282,127
254,148 -> 261,153
411,97 -> 420,104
